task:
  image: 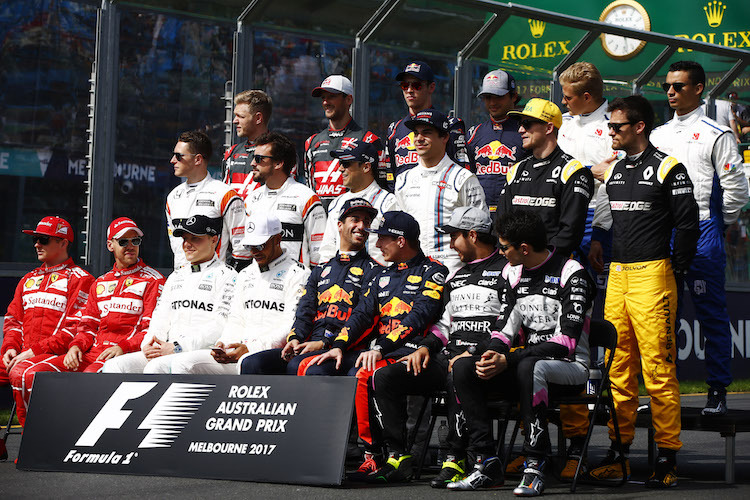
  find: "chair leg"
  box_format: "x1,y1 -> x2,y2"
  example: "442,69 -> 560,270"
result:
607,392 -> 628,487
414,413 -> 438,480
571,395 -> 601,493
2,402 -> 16,441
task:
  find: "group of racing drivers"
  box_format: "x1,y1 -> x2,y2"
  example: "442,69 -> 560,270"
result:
1,58 -> 748,495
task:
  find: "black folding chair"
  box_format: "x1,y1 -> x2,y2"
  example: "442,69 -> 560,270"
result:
1,402 -> 22,461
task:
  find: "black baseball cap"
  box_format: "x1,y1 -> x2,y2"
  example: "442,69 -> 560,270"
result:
395,60 -> 435,82
330,139 -> 378,164
172,215 -> 222,237
404,109 -> 449,134
339,198 -> 378,222
367,211 -> 420,240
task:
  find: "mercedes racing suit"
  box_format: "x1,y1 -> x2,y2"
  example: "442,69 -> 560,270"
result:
593,143 -> 699,451
466,116 -> 529,214
651,106 -> 749,389
166,173 -> 249,269
4,258 -> 94,426
395,154 -> 488,274
499,146 -> 593,258
102,256 -> 238,374
304,119 -> 386,207
373,250 -> 507,456
330,251 -> 447,449
222,138 -> 260,202
243,248 -> 382,376
385,107 -> 468,190
170,251 -> 310,375
244,177 -> 327,268
453,250 -> 594,459
17,259 -> 164,418
319,180 -> 397,265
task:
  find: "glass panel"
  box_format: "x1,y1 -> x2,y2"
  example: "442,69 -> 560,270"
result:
115,8 -> 234,268
0,0 -> 97,264
252,29 -> 354,179
257,0 -> 383,38
367,48 -> 457,142
120,0 -> 248,22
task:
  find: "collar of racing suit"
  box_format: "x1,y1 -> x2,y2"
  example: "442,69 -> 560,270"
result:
189,255 -> 220,273
112,258 -> 146,277
39,257 -> 75,274
532,145 -> 564,166
183,172 -> 212,191
467,248 -> 500,265
673,105 -> 705,127
577,99 -> 609,123
524,246 -> 555,271
329,117 -> 355,133
393,250 -> 426,271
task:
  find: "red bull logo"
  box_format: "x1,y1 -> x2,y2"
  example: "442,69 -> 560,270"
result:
395,132 -> 416,151
380,297 -> 412,317
475,140 -> 516,161
318,284 -> 353,305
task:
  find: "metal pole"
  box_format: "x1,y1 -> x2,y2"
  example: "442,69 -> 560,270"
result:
84,0 -> 120,275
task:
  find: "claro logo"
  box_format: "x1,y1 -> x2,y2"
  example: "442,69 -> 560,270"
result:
76,382 -> 214,448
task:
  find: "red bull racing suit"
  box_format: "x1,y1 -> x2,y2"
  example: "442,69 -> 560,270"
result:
331,251 -> 448,448
593,143 -> 699,451
466,116 -> 529,214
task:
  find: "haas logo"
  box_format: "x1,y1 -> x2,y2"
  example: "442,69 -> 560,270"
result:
76,382 -> 214,449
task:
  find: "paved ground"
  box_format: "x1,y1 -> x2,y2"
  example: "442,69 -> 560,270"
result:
3,393 -> 750,499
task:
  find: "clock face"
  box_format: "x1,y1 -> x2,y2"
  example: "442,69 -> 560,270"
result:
599,0 -> 651,60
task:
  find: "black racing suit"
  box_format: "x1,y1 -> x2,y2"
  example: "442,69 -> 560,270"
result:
498,146 -> 593,258
373,250 -> 507,455
452,250 -> 595,460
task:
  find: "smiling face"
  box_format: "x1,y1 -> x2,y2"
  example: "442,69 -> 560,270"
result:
412,123 -> 448,162
338,211 -> 373,252
182,233 -> 217,264
482,93 -> 515,121
319,91 -> 352,122
518,119 -> 549,152
449,231 -> 477,263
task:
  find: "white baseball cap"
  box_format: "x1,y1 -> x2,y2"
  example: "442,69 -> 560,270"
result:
241,211 -> 282,247
311,75 -> 353,97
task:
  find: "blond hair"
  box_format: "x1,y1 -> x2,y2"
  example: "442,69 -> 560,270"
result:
234,90 -> 272,123
559,62 -> 603,101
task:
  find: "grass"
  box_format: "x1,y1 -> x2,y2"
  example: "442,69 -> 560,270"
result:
1,380 -> 748,430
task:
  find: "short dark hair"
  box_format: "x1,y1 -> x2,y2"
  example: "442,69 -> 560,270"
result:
255,131 -> 297,175
608,95 -> 655,136
668,61 -> 705,93
178,130 -> 213,161
461,230 -> 497,247
495,210 -> 547,252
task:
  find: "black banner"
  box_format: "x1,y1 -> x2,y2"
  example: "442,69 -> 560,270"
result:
17,373 -> 356,485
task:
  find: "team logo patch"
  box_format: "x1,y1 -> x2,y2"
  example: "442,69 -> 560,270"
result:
321,267 -> 331,278
379,276 -> 391,288
350,267 -> 363,276
407,275 -> 422,284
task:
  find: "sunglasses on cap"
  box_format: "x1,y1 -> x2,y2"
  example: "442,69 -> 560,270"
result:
116,237 -> 143,247
399,81 -> 424,91
661,82 -> 687,93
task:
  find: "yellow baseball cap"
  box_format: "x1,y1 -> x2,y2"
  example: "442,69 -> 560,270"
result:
508,98 -> 563,129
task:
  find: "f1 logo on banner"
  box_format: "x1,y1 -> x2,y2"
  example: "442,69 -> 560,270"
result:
17,374 -> 355,486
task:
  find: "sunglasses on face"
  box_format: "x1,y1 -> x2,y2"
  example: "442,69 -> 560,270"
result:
662,82 -> 687,93
116,237 -> 142,247
248,242 -> 266,252
498,242 -> 511,252
33,235 -> 51,245
253,154 -> 276,163
399,81 -> 424,91
172,152 -> 196,162
607,121 -> 636,133
519,119 -> 546,130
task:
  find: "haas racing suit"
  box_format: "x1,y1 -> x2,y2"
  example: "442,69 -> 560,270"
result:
373,250 -> 507,457
499,146 -> 593,258
319,180 -> 398,265
166,173 -> 249,269
17,259 -> 164,420
385,107 -> 468,190
593,144 -> 699,451
466,116 -> 529,214
243,248 -> 382,375
395,154 -> 488,274
330,251 -> 447,450
102,255 -> 238,374
244,177 -> 327,268
3,258 -> 94,426
170,251 -> 310,375
304,119 -> 386,207
222,138 -> 260,202
651,106 -> 749,390
452,250 -> 594,461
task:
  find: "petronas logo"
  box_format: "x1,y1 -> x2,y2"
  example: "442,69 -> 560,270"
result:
528,19 -> 546,38
704,1 -> 725,28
